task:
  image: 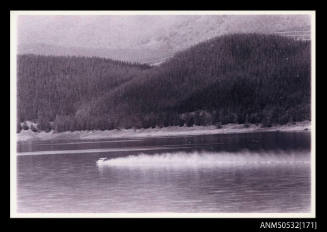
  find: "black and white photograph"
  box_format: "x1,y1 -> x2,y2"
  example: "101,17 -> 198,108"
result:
10,11 -> 315,218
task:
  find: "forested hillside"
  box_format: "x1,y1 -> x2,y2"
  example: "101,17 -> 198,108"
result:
17,55 -> 150,131
17,34 -> 311,132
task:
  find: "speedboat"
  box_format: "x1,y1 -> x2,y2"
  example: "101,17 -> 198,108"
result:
97,157 -> 108,165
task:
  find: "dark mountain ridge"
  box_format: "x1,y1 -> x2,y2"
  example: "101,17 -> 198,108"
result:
17,33 -> 311,132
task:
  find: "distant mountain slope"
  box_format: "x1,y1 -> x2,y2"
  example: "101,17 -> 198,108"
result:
17,34 -> 311,132
140,15 -> 311,51
272,25 -> 311,41
18,43 -> 174,64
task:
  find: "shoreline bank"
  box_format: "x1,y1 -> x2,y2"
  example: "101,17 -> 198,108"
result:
17,121 -> 311,142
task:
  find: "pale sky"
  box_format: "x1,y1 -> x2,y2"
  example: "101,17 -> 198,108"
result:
18,15 -> 187,49
17,14 -> 311,50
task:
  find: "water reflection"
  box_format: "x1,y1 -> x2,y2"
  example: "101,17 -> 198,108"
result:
18,131 -> 310,153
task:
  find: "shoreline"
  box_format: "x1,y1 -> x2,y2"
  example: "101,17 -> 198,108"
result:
17,121 -> 311,142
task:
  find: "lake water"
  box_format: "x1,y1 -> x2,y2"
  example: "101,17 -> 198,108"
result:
16,131 -> 311,213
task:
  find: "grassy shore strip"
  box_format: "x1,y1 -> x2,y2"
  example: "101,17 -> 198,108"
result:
17,121 -> 311,142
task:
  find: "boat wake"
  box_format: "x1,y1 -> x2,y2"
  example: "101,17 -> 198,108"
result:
96,150 -> 310,169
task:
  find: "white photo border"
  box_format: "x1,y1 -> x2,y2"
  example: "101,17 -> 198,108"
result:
10,10 -> 316,218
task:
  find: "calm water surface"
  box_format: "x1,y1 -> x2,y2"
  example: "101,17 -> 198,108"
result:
17,131 -> 311,213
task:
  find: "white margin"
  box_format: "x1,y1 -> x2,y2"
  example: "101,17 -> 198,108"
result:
310,11 -> 316,218
10,10 -> 316,218
10,11 -> 18,218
